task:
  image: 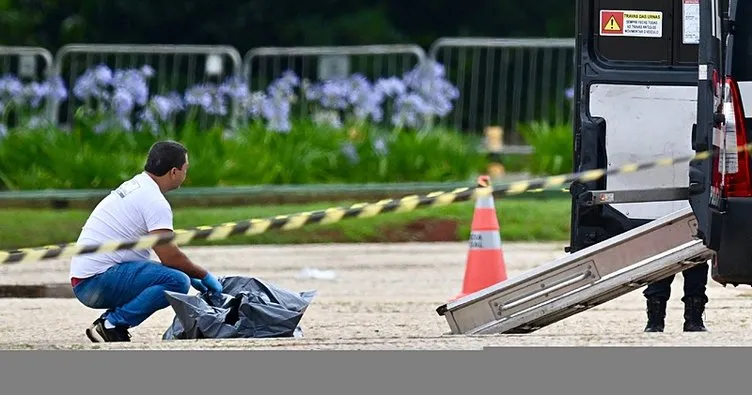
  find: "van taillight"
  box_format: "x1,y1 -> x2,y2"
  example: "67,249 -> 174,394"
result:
711,77 -> 752,206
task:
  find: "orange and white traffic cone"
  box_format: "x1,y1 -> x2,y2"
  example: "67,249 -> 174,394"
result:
453,175 -> 508,300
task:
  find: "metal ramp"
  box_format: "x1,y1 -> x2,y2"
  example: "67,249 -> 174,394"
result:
436,207 -> 715,335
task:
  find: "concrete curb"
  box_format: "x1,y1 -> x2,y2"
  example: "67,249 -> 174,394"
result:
0,284 -> 74,298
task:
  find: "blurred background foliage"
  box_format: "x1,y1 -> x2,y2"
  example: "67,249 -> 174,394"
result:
0,0 -> 575,51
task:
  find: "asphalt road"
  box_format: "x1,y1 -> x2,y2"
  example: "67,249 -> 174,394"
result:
1,242 -> 751,349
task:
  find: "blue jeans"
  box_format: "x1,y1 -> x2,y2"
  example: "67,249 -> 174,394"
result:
72,260 -> 191,328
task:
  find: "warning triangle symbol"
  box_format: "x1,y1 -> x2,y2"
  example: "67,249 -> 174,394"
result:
604,16 -> 621,31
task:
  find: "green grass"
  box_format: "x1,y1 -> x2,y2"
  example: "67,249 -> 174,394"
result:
0,198 -> 572,251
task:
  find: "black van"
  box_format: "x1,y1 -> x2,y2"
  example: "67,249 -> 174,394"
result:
568,0 -> 752,287
695,0 -> 752,286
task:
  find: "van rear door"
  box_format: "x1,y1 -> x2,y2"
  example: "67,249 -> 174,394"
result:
569,0 -> 709,253
688,0 -> 725,248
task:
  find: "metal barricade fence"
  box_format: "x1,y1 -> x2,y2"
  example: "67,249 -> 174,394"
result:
0,46 -> 56,128
3,40 -> 577,138
52,44 -> 243,127
243,45 -> 427,121
428,38 -> 576,149
0,46 -> 54,80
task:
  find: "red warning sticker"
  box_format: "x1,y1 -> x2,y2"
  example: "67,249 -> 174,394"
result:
601,11 -> 624,35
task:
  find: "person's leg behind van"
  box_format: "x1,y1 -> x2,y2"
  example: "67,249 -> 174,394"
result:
642,276 -> 673,332
681,262 -> 709,332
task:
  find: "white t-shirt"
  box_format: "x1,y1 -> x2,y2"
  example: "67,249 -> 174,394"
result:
70,172 -> 174,279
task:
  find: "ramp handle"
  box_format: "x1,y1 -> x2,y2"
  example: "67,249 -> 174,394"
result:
502,271 -> 592,311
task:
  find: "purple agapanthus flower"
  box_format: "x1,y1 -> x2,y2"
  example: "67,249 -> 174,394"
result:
218,75 -> 250,101
305,78 -> 352,110
340,141 -> 360,164
303,73 -> 387,124
348,74 -> 385,123
22,81 -> 50,109
251,71 -> 299,132
565,87 -> 575,100
184,83 -> 227,115
244,91 -> 268,119
46,76 -> 68,102
270,70 -> 300,98
184,83 -> 214,108
94,115 -> 132,133
312,109 -> 342,129
217,75 -> 254,120
0,75 -> 24,105
0,59 -> 467,134
137,92 -> 184,133
372,136 -> 388,156
374,77 -> 407,98
72,64 -> 151,119
111,88 -> 135,117
260,93 -> 291,132
11,76 -> 69,110
398,60 -> 460,120
391,92 -> 434,128
111,69 -> 149,106
93,65 -> 113,85
153,93 -> 184,120
140,65 -> 155,79
73,65 -> 112,102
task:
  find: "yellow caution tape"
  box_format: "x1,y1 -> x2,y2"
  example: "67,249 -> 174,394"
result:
0,142 -> 747,265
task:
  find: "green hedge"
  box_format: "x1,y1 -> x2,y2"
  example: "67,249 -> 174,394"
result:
0,120 -> 495,190
0,120 -> 576,191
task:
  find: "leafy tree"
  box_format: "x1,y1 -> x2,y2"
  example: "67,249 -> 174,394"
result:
0,0 -> 575,51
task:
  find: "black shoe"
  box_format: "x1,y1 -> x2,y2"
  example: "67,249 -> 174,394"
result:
644,299 -> 666,332
85,318 -> 132,343
683,296 -> 708,332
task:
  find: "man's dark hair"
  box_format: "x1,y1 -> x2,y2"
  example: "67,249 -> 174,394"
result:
144,140 -> 188,176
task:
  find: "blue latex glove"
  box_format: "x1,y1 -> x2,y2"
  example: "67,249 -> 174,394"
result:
201,272 -> 223,294
190,278 -> 208,293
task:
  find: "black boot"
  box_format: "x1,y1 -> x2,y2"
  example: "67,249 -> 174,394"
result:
644,299 -> 666,332
683,296 -> 708,332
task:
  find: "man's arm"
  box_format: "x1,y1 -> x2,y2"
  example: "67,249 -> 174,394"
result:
149,229 -> 208,279
141,197 -> 221,293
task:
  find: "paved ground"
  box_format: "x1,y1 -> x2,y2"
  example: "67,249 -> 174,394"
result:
1,242 -> 752,350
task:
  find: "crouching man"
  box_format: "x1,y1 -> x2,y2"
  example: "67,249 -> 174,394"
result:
69,140 -> 222,342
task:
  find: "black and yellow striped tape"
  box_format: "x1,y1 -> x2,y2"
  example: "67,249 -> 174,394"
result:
1,142 -> 749,265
